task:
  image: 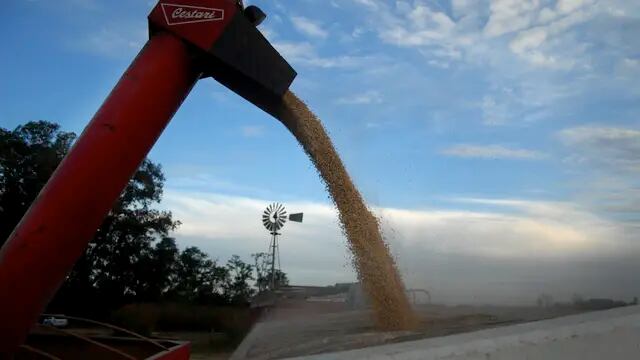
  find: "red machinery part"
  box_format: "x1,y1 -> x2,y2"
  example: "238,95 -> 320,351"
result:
0,0 -> 296,355
148,0 -> 237,51
0,32 -> 201,353
149,0 -> 296,116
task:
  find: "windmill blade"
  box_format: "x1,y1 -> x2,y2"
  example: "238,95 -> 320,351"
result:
263,202 -> 296,233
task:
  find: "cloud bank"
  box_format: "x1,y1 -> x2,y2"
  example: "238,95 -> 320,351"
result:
163,189 -> 640,305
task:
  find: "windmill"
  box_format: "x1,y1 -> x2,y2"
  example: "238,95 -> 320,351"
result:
262,203 -> 303,290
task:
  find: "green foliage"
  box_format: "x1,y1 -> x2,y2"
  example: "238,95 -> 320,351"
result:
0,121 -> 76,245
252,252 -> 270,292
168,246 -> 229,304
224,255 -> 255,304
111,303 -> 257,342
1,121 -> 284,321
57,157 -> 181,312
252,252 -> 290,291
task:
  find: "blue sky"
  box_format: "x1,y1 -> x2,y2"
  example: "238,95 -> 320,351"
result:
2,0 -> 640,304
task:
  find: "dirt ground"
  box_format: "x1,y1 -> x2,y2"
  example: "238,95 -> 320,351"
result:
229,303 -> 587,360
152,331 -> 235,360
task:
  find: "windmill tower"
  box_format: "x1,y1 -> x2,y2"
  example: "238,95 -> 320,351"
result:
262,203 -> 303,290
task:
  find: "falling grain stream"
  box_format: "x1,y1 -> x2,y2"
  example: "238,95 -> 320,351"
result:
274,91 -> 416,330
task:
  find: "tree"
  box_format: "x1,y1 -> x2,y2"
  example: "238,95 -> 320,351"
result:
224,255 -> 255,304
0,121 -> 75,246
2,121 -> 263,317
138,237 -> 180,301
0,121 -> 180,315
168,247 -> 228,304
572,293 -> 584,306
536,293 -> 554,308
270,270 -> 289,289
62,158 -> 180,311
252,252 -> 270,292
252,252 -> 289,292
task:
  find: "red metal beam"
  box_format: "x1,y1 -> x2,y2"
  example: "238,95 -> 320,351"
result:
0,32 -> 201,354
19,345 -> 62,360
147,343 -> 191,360
40,314 -> 169,350
39,325 -> 137,360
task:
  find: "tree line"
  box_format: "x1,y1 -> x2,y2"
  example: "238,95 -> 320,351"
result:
0,121 -> 286,319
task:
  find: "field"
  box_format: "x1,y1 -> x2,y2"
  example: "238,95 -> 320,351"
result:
160,301 -> 591,360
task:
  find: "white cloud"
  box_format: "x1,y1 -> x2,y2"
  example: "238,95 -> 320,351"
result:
166,173 -> 268,198
165,191 -> 613,263
441,144 -> 545,160
336,90 -> 382,105
481,95 -> 511,125
427,59 -> 450,68
380,201 -> 609,259
558,0 -> 588,14
365,122 -> 381,128
620,58 -> 640,71
241,125 -> 265,138
162,189 -> 640,302
557,125 -> 640,218
272,40 -> 374,68
379,5 -> 457,48
451,0 -> 480,17
75,25 -> 146,59
348,0 -> 631,127
483,0 -> 543,38
352,27 -> 365,38
272,41 -> 315,60
353,0 -> 379,10
558,126 -> 640,172
291,16 -> 328,39
162,191 -> 352,285
258,26 -> 277,40
505,2 -> 596,69
510,27 -> 548,54
559,126 -> 640,145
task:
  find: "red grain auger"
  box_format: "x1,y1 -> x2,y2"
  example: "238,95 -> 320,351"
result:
0,1 -> 296,358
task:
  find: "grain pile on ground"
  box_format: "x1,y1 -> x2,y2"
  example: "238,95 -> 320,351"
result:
274,91 -> 415,330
